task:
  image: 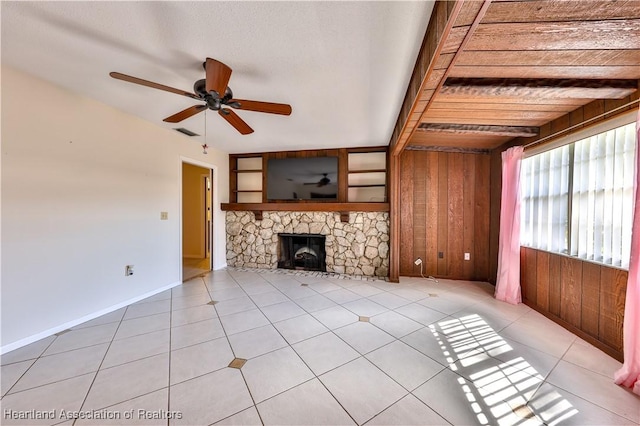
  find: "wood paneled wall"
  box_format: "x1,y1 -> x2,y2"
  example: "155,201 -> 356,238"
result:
520,247 -> 627,361
399,150 -> 490,280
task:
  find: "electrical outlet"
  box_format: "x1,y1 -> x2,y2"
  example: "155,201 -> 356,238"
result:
464,252 -> 471,261
160,212 -> 168,220
125,265 -> 134,276
414,258 -> 422,266
438,252 -> 444,259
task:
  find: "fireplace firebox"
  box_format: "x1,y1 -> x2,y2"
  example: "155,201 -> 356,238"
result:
277,233 -> 326,272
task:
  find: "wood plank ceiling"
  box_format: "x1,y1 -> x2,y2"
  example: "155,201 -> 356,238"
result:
390,0 -> 640,153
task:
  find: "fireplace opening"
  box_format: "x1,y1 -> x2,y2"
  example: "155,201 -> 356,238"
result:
278,233 -> 326,272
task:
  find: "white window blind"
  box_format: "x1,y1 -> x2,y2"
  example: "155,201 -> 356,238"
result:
570,122 -> 636,268
520,120 -> 636,269
521,146 -> 570,253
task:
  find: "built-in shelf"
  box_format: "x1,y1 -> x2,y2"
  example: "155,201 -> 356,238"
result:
347,168 -> 387,174
233,169 -> 263,173
348,184 -> 386,188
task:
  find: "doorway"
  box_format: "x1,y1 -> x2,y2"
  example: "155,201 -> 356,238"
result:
182,162 -> 213,281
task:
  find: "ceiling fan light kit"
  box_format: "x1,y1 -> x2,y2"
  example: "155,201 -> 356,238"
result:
110,58 -> 292,135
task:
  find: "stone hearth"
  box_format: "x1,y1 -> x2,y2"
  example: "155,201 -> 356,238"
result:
225,211 -> 389,277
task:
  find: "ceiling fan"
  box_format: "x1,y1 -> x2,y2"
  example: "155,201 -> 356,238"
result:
304,173 -> 332,187
110,58 -> 292,135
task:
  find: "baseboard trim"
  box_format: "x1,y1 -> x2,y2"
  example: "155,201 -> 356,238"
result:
0,281 -> 182,355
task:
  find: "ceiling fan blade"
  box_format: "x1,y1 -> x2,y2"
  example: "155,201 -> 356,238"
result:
230,99 -> 292,115
163,105 -> 207,123
205,58 -> 232,99
218,109 -> 254,135
110,72 -> 200,100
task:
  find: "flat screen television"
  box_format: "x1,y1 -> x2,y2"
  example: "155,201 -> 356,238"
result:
267,156 -> 338,201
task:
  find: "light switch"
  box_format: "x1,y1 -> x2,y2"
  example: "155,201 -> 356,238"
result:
160,212 -> 168,220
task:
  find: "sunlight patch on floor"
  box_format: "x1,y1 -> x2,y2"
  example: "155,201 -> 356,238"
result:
431,314 -> 578,426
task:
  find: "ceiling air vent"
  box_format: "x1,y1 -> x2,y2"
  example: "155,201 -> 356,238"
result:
174,127 -> 199,137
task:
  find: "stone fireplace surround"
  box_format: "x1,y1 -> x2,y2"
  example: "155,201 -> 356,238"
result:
226,211 -> 390,277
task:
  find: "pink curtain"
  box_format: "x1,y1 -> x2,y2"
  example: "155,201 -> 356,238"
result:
614,107 -> 640,395
495,146 -> 524,305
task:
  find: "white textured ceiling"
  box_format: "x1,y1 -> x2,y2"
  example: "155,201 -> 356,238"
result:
1,1 -> 433,154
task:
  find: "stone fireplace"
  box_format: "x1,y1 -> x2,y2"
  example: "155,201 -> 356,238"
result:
225,211 -> 389,277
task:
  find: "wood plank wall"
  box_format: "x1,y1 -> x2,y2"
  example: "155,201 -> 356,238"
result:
520,247 -> 627,361
399,150 -> 490,280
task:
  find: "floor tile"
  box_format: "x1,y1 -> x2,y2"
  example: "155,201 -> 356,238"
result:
312,305 -> 359,330
43,322 -> 119,356
366,341 -> 444,390
528,382 -> 636,426
257,378 -> 355,425
334,322 -> 395,355
413,368 -> 506,426
394,303 -> 448,326
562,340 -> 623,379
0,373 -> 94,425
171,304 -> 217,327
368,292 -> 412,309
250,291 -> 290,307
218,308 -> 270,336
349,284 -> 385,297
215,296 -> 257,317
209,287 -> 247,303
239,282 -> 277,296
281,285 -> 318,300
114,312 -> 170,340
417,293 -> 477,315
134,289 -> 172,304
123,299 -> 171,320
242,347 -> 314,403
227,324 -> 289,359
547,360 -> 640,423
401,326 -> 459,368
307,281 -> 342,294
342,299 -> 388,317
171,293 -> 212,311
170,337 -> 234,385
102,329 -> 169,369
10,343 -> 108,393
370,311 -> 423,338
294,294 -> 337,313
76,388 -> 169,425
73,308 -> 126,330
324,288 -> 362,304
500,312 -> 577,359
319,357 -> 407,425
273,314 -> 329,344
214,406 -> 262,425
365,394 -> 448,425
260,301 -> 306,323
0,336 -> 56,366
293,332 -> 360,375
1,359 -> 35,396
390,288 -> 429,302
170,318 -> 224,350
170,368 -> 253,426
172,282 -> 210,298
82,353 -> 169,410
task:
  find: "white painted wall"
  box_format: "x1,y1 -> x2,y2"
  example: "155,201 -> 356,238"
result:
1,66 -> 229,351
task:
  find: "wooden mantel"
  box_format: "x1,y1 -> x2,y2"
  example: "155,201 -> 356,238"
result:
220,202 -> 390,222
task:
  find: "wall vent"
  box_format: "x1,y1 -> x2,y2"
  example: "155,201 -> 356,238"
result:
174,127 -> 199,137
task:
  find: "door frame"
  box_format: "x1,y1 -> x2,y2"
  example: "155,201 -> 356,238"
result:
179,156 -> 218,281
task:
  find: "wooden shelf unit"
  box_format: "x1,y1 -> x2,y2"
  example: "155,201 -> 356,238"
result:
227,147 -> 388,220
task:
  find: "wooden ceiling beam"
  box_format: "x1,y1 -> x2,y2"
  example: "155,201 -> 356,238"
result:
388,1 -> 464,157
390,0 -> 493,157
418,123 -> 539,137
441,78 -> 638,99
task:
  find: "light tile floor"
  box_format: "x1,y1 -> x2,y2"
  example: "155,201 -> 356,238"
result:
1,268 -> 639,425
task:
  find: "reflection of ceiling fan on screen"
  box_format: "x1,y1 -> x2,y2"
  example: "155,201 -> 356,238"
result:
110,58 -> 292,135
303,173 -> 331,187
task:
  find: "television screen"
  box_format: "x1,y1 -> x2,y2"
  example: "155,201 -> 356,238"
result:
267,157 -> 338,201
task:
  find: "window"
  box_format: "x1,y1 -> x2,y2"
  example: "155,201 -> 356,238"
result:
520,120 -> 636,269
